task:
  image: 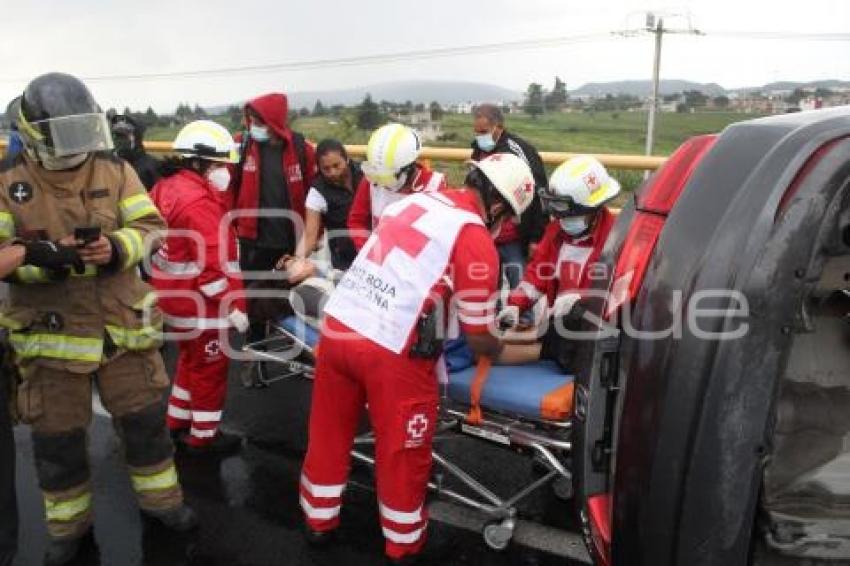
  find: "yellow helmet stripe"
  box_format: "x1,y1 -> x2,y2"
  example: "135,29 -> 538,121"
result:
384,124 -> 409,170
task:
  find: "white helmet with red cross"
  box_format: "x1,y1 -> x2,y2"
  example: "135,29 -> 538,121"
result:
469,153 -> 535,216
543,155 -> 620,217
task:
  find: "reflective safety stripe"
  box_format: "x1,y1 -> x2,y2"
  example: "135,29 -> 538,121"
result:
167,405 -> 191,420
190,428 -> 216,439
163,314 -> 230,330
192,410 -> 222,423
226,261 -> 241,273
9,333 -> 103,362
105,324 -> 162,351
300,495 -> 341,520
151,253 -> 201,276
15,265 -> 51,283
131,465 -> 179,493
517,281 -> 543,300
200,278 -> 228,297
379,502 -> 423,524
0,315 -> 24,331
171,385 -> 191,401
384,124 -> 409,170
70,264 -> 98,278
301,474 -> 345,498
120,193 -> 160,224
0,212 -> 14,239
133,292 -> 158,310
44,492 -> 92,523
112,227 -> 145,269
457,313 -> 492,325
382,525 -> 426,544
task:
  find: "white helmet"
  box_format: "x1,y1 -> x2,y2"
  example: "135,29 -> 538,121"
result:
543,155 -> 620,217
469,153 -> 535,217
361,123 -> 421,190
172,120 -> 237,163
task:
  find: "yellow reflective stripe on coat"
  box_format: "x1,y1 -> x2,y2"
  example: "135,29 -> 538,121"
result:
131,465 -> 179,493
0,314 -> 24,331
70,264 -> 98,278
44,492 -> 92,522
112,227 -> 145,269
119,194 -> 159,224
0,212 -> 14,239
9,333 -> 103,362
14,265 -> 51,283
105,323 -> 162,351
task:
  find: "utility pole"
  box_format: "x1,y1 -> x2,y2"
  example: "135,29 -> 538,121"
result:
616,11 -> 702,160
645,14 -> 664,157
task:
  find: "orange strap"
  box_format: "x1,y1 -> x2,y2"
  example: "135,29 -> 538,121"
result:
465,356 -> 492,425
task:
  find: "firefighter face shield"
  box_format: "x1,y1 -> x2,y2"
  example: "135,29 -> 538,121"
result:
18,111 -> 114,158
538,187 -> 599,218
362,161 -> 414,192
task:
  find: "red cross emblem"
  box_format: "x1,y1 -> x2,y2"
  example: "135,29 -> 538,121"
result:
584,172 -> 599,190
406,413 -> 429,440
366,203 -> 430,265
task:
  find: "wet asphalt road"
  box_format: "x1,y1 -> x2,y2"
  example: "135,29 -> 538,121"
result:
12,343 -> 588,566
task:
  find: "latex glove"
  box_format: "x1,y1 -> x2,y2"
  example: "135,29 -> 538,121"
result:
23,240 -> 85,274
496,305 -> 520,331
550,292 -> 581,319
228,308 -> 251,333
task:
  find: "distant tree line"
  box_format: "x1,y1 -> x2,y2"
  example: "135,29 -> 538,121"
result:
107,102 -> 209,129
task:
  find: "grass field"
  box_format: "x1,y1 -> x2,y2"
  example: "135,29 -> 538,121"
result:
145,110 -> 762,191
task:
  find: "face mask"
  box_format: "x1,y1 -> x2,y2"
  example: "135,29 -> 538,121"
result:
206,167 -> 231,191
560,216 -> 589,236
475,132 -> 496,152
34,147 -> 88,171
250,124 -> 270,142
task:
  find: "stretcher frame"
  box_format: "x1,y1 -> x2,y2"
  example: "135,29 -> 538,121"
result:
240,318 -> 575,551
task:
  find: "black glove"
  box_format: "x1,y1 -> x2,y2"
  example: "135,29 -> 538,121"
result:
23,240 -> 85,274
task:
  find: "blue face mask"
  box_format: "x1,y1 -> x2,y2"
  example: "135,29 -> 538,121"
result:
560,216 -> 590,236
250,124 -> 270,142
475,132 -> 496,152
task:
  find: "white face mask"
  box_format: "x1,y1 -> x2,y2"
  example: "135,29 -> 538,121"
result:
32,147 -> 88,171
560,216 -> 589,236
206,167 -> 231,191
250,124 -> 270,142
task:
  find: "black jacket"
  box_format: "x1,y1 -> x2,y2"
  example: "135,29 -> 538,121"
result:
311,161 -> 362,270
471,130 -> 547,251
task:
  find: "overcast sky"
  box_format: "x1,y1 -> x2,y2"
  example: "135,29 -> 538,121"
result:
1,0 -> 848,113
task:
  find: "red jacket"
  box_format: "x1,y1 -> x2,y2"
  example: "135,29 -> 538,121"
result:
150,169 -> 245,329
508,208 -> 616,313
347,165 -> 446,250
232,93 -> 317,240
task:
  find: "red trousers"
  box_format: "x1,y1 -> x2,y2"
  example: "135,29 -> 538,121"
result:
301,317 -> 439,560
166,329 -> 229,447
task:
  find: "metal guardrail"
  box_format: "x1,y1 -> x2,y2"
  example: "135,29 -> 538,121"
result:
0,139 -> 668,171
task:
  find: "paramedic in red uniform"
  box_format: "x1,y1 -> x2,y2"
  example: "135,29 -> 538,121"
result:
498,156 -> 620,361
347,123 -> 446,250
150,120 -> 249,454
300,153 -> 535,563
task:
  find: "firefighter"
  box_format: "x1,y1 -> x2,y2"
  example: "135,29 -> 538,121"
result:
150,120 -> 249,454
0,240 -> 86,566
347,123 -> 446,250
300,153 -> 535,563
497,155 -> 620,363
0,72 -> 195,565
109,113 -> 161,190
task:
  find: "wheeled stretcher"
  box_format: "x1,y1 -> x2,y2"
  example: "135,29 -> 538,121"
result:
241,303 -> 575,551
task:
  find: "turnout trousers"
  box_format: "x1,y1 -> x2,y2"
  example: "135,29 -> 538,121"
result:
300,317 -> 439,560
15,349 -> 182,541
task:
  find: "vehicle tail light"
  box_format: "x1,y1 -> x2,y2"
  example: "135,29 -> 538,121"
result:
587,493 -> 613,566
606,212 -> 665,318
637,134 -> 717,214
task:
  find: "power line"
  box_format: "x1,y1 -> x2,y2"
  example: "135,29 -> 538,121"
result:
0,32 -> 611,85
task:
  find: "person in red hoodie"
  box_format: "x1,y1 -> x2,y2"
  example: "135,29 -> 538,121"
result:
347,123 -> 446,250
231,93 -> 317,343
150,120 -> 249,454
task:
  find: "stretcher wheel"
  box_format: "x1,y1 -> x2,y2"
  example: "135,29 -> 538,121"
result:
553,476 -> 574,501
482,518 -> 514,551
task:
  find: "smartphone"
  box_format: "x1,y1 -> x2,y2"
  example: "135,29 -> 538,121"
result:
74,226 -> 101,246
